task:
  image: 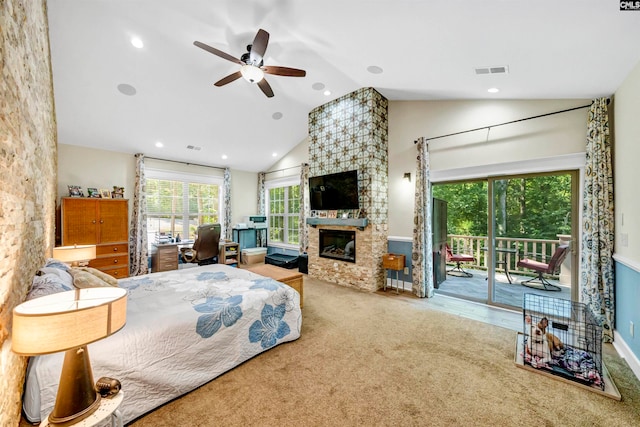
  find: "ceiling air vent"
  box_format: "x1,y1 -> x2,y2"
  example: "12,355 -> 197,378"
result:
474,65 -> 509,75
186,145 -> 202,151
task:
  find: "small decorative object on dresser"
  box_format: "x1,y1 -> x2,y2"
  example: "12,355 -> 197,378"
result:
99,188 -> 111,198
67,185 -> 83,197
327,210 -> 338,218
87,187 -> 100,198
112,186 -> 125,198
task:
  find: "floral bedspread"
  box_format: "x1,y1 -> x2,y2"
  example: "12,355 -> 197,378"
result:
24,264 -> 301,424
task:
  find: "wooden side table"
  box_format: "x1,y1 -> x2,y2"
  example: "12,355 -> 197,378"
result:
40,392 -> 124,427
382,253 -> 406,293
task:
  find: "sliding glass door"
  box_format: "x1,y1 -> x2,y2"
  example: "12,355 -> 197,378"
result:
488,171 -> 578,308
433,170 -> 578,310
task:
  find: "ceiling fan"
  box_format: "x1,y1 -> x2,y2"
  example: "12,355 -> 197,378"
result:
194,29 -> 306,98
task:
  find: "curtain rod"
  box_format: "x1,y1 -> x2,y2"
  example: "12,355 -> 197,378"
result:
145,156 -> 226,171
415,101 -> 603,144
265,164 -> 305,175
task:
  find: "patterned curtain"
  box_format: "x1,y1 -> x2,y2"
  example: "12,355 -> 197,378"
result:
257,172 -> 266,215
257,172 -> 266,246
129,153 -> 149,276
412,138 -> 433,298
224,167 -> 232,241
580,98 -> 615,342
299,163 -> 310,253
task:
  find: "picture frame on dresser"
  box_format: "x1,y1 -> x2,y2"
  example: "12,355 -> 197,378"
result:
68,185 -> 83,197
99,188 -> 111,198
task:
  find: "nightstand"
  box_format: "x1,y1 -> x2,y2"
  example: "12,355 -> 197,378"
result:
151,243 -> 179,272
39,392 -> 124,427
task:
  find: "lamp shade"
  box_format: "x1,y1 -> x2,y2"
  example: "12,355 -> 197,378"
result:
240,64 -> 264,83
12,287 -> 127,355
53,245 -> 97,264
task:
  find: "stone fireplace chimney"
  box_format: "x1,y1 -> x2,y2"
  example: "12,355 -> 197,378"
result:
306,88 -> 388,292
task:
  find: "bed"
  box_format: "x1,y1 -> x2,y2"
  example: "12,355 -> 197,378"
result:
22,263 -> 302,424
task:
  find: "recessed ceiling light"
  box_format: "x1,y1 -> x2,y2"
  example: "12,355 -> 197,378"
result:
131,37 -> 144,48
117,83 -> 136,96
312,82 -> 325,91
155,141 -> 164,148
367,65 -> 383,74
272,112 -> 283,120
221,154 -> 228,160
323,90 -> 331,96
272,152 -> 278,157
488,87 -> 500,93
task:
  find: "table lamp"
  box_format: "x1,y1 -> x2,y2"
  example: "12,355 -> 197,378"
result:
53,245 -> 97,267
12,287 -> 127,426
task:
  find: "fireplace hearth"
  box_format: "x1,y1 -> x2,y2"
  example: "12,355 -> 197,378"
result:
319,229 -> 355,263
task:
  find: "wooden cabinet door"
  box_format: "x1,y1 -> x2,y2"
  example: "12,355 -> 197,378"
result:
99,199 -> 128,243
62,198 -> 99,245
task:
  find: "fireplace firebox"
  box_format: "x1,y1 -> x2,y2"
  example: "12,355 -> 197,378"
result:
319,229 -> 355,263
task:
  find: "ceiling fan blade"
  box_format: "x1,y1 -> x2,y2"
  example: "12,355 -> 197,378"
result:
249,29 -> 269,63
214,71 -> 242,87
194,41 -> 242,65
262,65 -> 306,77
257,78 -> 274,98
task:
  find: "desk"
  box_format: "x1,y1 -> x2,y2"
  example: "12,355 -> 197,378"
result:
232,228 -> 267,251
40,392 -> 124,427
483,247 -> 517,284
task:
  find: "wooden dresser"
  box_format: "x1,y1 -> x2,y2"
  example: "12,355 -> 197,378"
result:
61,197 -> 129,279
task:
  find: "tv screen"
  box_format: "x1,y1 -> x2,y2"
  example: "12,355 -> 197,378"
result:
309,170 -> 359,211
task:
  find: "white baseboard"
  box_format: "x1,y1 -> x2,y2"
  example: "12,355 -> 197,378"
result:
613,330 -> 640,382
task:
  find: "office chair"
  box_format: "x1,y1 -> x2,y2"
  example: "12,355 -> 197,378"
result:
181,223 -> 221,265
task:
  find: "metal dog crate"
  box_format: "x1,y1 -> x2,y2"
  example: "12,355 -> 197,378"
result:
522,293 -> 604,390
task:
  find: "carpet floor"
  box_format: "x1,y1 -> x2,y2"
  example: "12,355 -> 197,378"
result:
122,276 -> 640,427
22,276 -> 639,426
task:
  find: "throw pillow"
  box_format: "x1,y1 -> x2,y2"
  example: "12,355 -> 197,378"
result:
26,273 -> 73,300
45,258 -> 71,272
70,269 -> 114,289
37,267 -> 74,289
76,267 -> 119,286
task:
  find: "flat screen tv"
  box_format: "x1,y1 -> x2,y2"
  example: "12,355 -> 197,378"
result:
309,170 -> 359,211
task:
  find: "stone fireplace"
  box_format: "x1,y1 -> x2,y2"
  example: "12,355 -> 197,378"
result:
306,87 -> 388,292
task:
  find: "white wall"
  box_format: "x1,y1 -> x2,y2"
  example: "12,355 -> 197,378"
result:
613,60 -> 640,264
231,169 -> 259,222
57,144 -> 136,207
57,144 -> 257,227
388,99 -> 590,237
265,136 -> 309,180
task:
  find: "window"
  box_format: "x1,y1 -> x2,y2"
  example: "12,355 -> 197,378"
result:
266,178 -> 300,247
146,169 -> 223,246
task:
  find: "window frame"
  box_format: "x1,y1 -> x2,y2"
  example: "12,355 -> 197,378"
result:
265,176 -> 301,250
145,168 -> 225,244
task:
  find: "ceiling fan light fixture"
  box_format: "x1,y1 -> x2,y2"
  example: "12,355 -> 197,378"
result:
241,65 -> 264,83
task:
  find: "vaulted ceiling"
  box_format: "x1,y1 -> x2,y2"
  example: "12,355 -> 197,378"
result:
47,0 -> 640,172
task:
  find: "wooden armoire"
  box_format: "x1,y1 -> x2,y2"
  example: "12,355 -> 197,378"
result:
61,197 -> 129,278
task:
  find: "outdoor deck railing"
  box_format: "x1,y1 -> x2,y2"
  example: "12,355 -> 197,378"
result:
448,234 -> 562,277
